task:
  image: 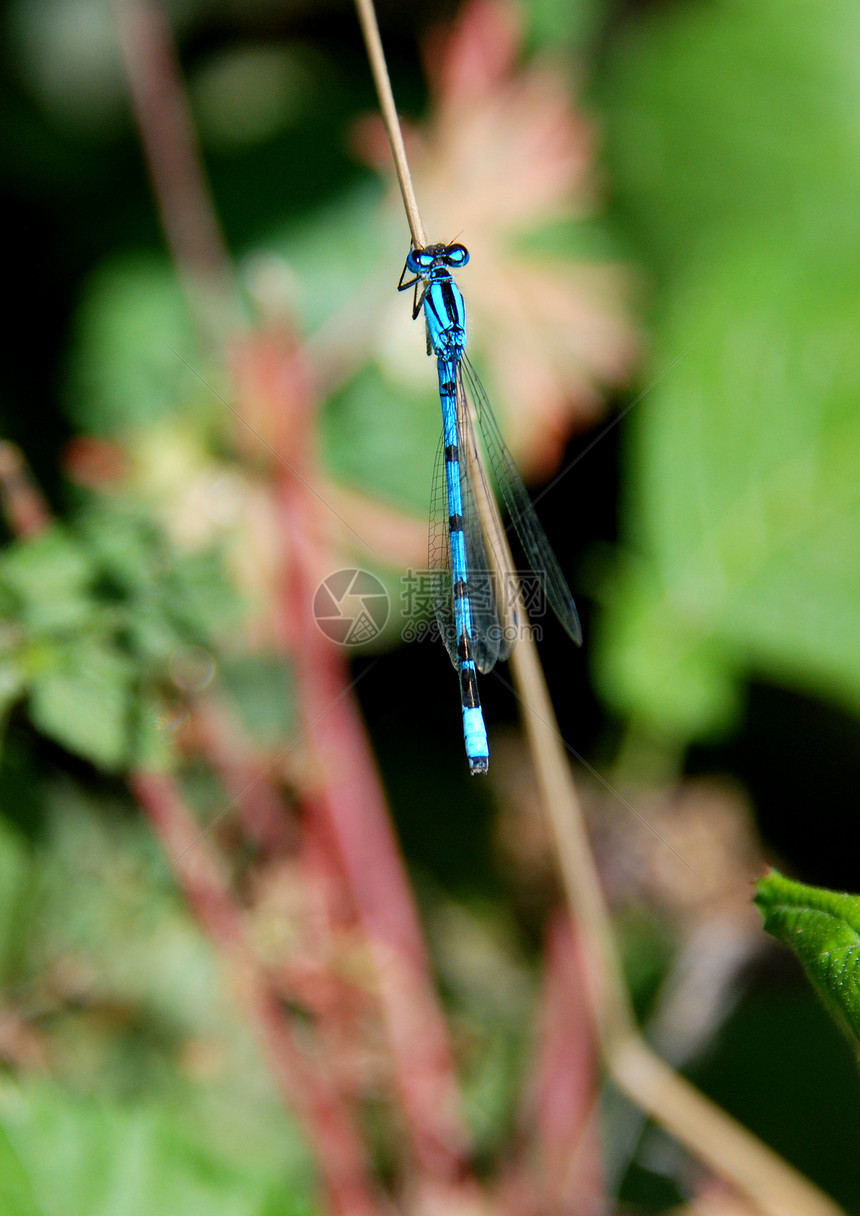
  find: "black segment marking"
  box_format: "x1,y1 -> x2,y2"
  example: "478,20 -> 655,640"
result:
460,664 -> 480,708
449,513 -> 464,532
444,444 -> 459,462
425,292 -> 443,326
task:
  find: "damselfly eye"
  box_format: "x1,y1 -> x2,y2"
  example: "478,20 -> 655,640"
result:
407,248 -> 436,272
445,244 -> 470,268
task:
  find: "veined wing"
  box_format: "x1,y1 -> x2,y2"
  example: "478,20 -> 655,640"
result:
460,356 -> 583,647
454,372 -> 517,666
427,434 -> 457,665
428,425 -> 508,675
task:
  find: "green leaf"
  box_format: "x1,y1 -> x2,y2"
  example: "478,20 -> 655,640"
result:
593,558 -> 741,741
77,508 -> 163,595
28,641 -> 133,770
597,221 -> 860,738
0,528 -> 95,634
603,0 -> 860,272
219,654 -> 295,748
0,819 -> 31,986
320,362 -> 437,515
266,183 -> 390,333
168,552 -> 241,640
525,0 -> 609,54
755,869 -> 860,1052
0,655 -> 27,727
0,1084 -> 309,1216
63,252 -> 202,434
125,693 -> 176,773
0,1123 -> 42,1216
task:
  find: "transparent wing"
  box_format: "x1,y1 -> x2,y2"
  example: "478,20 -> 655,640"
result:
460,356 -> 583,647
428,422 -> 507,675
428,433 -> 457,667
454,373 -> 517,668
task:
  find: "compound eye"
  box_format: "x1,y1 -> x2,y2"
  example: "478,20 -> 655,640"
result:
445,244 -> 470,268
407,248 -> 436,272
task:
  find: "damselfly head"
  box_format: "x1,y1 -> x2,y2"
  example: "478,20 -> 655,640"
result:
407,243 -> 470,275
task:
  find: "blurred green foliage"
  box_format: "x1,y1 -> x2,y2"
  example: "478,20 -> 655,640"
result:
0,1084 -> 310,1216
597,0 -> 860,745
0,799 -> 315,1215
690,974 -> 860,1212
63,254 -> 199,434
0,507 -> 239,770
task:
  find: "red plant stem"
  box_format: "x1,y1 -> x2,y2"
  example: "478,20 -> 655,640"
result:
285,536 -> 480,1204
112,0 -> 237,342
532,915 -> 605,1215
286,574 -> 474,1187
130,770 -> 384,1216
238,329 -> 479,1200
0,441 -> 52,537
191,701 -> 376,1120
494,915 -> 603,1216
191,699 -> 297,856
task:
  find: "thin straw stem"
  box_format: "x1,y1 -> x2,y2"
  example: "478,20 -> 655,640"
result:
353,0 -> 428,248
